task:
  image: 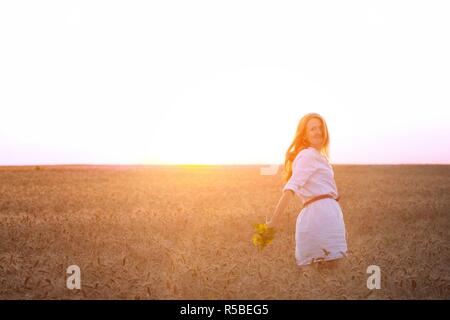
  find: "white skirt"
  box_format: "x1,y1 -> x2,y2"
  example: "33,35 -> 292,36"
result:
295,198 -> 348,266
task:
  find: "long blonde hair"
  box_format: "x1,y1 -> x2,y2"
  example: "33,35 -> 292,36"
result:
283,113 -> 330,182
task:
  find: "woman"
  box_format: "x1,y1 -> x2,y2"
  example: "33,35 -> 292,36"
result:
267,113 -> 347,268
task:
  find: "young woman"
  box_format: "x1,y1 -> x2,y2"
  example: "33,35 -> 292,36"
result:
267,113 -> 348,268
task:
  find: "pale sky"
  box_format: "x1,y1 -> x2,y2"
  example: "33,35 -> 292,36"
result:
1,1 -> 449,165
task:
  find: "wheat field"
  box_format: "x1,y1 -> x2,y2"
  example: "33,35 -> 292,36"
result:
0,164 -> 449,299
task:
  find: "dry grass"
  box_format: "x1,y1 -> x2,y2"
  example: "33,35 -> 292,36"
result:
0,164 -> 449,299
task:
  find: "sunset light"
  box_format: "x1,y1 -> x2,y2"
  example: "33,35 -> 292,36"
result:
1,1 -> 449,166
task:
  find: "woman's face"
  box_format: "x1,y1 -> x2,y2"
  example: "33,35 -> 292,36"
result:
305,117 -> 324,148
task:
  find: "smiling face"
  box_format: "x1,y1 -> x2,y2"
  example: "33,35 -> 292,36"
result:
305,117 -> 324,149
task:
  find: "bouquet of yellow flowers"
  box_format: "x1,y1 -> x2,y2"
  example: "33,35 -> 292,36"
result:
251,223 -> 276,251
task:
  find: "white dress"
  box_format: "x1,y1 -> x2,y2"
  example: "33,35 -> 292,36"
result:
283,147 -> 348,266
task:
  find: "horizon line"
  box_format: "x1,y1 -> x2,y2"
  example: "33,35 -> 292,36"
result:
1,162 -> 449,167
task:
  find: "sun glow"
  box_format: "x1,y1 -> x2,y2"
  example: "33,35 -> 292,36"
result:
1,1 -> 449,165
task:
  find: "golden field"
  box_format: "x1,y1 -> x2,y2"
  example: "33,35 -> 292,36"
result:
0,164 -> 449,299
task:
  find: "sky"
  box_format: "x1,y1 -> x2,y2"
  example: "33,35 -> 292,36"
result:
1,1 -> 449,165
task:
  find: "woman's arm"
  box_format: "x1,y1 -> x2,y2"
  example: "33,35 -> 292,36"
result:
268,149 -> 317,229
266,189 -> 294,229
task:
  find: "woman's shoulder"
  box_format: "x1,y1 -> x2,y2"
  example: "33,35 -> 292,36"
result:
294,147 -> 317,162
299,147 -> 318,157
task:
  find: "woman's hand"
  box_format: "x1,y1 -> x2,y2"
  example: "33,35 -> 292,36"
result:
266,219 -> 280,230
266,190 -> 293,230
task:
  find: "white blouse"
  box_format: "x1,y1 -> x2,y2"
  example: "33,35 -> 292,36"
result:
283,147 -> 339,202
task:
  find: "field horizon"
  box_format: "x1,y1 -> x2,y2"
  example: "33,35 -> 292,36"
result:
1,164 -> 449,299
2,163 -> 450,169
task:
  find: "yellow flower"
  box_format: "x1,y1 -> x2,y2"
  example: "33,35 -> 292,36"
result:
252,233 -> 264,246
251,223 -> 276,251
253,223 -> 267,234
